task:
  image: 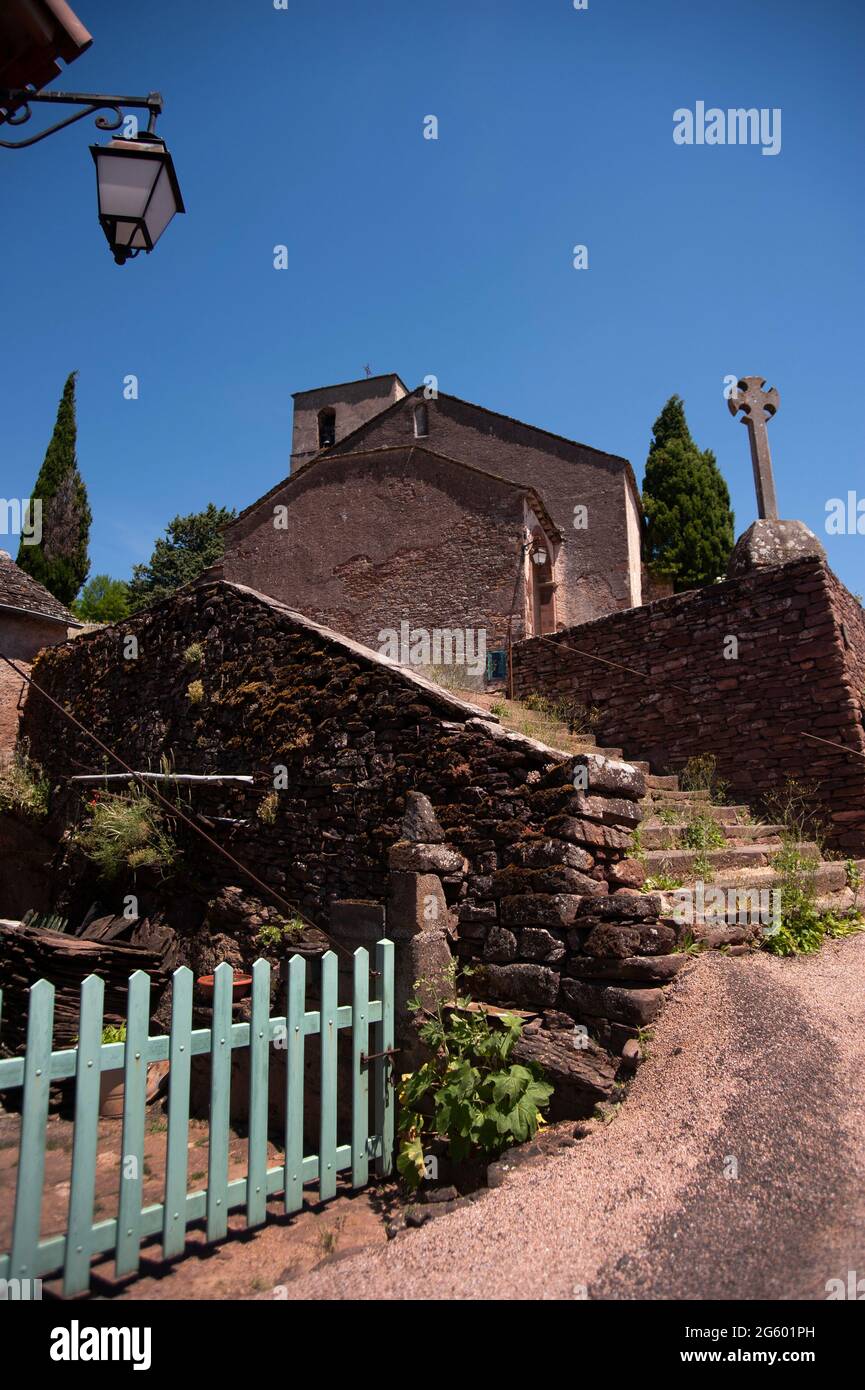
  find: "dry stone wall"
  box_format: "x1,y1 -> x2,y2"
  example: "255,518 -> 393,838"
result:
513,556 -> 865,854
20,580 -> 681,1113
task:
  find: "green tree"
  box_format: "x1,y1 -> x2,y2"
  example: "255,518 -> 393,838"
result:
642,395 -> 734,591
17,372 -> 91,606
127,503 -> 235,612
72,574 -> 130,623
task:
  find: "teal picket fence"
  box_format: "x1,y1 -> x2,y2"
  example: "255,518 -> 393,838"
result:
0,942 -> 394,1296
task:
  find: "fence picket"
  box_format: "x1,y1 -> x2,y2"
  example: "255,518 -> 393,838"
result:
246,959 -> 271,1229
206,962 -> 233,1242
162,967 -> 193,1260
0,941 -> 394,1292
9,978 -> 54,1289
115,970 -> 151,1277
319,951 -> 338,1202
63,974 -> 104,1295
284,953 -> 306,1214
374,939 -> 394,1178
351,948 -> 370,1188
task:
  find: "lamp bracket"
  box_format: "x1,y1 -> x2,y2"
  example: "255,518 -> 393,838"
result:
0,89 -> 163,149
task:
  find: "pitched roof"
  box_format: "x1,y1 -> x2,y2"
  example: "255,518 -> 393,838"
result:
291,373 -> 408,399
0,551 -> 81,627
326,385 -> 633,467
323,387 -> 643,515
228,443 -> 562,541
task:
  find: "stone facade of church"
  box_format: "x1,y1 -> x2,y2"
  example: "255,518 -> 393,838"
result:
222,374 -> 644,671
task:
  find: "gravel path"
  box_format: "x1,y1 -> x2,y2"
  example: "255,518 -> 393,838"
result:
284,936 -> 865,1300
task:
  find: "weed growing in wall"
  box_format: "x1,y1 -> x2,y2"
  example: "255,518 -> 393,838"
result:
0,741 -> 49,821
74,785 -> 177,879
255,916 -> 305,951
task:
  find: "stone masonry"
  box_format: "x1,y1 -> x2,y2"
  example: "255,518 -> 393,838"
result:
512,556 -> 865,854
19,580 -> 675,1115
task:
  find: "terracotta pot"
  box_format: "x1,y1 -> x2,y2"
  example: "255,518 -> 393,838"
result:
99,1068 -> 125,1119
196,973 -> 253,999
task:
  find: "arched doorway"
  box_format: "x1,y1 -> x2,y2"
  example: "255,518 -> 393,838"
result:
529,537 -> 557,636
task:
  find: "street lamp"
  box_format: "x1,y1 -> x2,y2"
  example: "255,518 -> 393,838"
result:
0,86 -> 185,264
91,132 -> 184,264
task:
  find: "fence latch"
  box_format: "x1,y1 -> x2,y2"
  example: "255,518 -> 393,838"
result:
360,1045 -> 398,1082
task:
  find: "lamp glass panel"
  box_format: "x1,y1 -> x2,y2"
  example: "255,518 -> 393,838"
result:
112,219 -> 139,249
95,149 -> 160,219
143,164 -> 180,246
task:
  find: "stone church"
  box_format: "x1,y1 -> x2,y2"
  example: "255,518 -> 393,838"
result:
222,374 -> 645,675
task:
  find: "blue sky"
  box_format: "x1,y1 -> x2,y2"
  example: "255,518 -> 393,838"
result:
1,0 -> 863,595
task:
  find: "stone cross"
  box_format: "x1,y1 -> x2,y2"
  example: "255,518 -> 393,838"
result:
727,376 -> 781,520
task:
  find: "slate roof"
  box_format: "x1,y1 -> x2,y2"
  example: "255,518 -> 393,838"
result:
0,550 -> 81,627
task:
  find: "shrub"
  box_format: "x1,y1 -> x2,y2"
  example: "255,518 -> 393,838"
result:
186,679 -> 205,704
257,791 -> 278,825
101,1024 -> 127,1045
183,641 -> 204,666
74,786 -> 176,879
0,743 -> 49,821
397,964 -> 553,1188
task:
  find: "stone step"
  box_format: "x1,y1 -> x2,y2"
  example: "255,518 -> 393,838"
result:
644,842 -> 821,878
650,806 -> 750,822
647,788 -> 710,803
654,858 -> 848,896
655,884 -> 858,931
646,774 -> 680,790
640,823 -> 785,850
550,739 -> 626,761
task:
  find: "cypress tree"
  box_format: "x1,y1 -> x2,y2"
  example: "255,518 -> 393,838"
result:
642,395 -> 734,591
17,372 -> 91,605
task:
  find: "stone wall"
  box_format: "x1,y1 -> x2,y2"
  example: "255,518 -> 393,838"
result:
19,581 -> 671,1111
513,556 -> 865,853
290,374 -> 406,473
323,392 -> 641,626
224,448 -> 552,653
0,612 -> 69,762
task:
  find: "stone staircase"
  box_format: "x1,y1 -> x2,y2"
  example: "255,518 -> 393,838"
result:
637,770 -> 865,923
468,696 -> 865,927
